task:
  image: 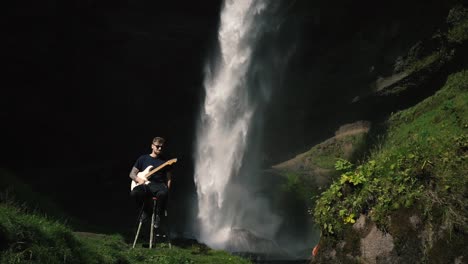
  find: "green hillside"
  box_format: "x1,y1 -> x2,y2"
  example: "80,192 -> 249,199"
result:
313,69 -> 467,262
0,202 -> 250,264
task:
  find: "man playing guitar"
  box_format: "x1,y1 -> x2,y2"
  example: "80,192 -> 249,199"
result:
129,136 -> 175,229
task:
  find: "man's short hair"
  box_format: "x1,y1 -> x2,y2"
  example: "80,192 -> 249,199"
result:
153,137 -> 166,144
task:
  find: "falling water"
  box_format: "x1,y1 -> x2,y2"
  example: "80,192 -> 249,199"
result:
194,0 -> 266,249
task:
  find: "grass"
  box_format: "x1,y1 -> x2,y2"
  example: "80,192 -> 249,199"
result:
306,133 -> 368,170
0,169 -> 68,222
314,69 -> 468,237
125,244 -> 251,264
0,202 -> 96,264
0,201 -> 251,264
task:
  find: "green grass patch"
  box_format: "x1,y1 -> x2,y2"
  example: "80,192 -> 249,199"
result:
0,202 -> 251,264
0,169 -> 100,237
125,244 -> 251,264
0,202 -> 126,264
307,133 -> 368,170
0,169 -> 67,221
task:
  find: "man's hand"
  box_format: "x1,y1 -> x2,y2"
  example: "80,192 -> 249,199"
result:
135,177 -> 146,185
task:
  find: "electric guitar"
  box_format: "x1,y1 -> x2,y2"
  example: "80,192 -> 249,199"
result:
130,158 -> 177,191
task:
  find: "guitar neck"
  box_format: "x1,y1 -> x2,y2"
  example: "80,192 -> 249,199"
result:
145,165 -> 167,179
144,159 -> 176,179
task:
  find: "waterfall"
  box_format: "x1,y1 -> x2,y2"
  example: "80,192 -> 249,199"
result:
194,0 -> 267,249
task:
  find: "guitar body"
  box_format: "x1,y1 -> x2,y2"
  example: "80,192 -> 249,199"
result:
129,158 -> 177,191
130,165 -> 153,191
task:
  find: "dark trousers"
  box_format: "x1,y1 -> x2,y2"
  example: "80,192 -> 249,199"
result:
130,182 -> 168,217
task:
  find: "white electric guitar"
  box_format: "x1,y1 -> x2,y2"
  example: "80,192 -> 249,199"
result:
130,158 -> 177,191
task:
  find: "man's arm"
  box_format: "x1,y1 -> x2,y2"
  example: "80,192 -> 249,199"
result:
130,167 -> 145,184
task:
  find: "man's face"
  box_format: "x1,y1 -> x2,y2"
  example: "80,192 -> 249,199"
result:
152,141 -> 164,156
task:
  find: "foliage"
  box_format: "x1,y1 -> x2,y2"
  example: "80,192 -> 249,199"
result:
334,158 -> 354,172
313,70 -> 468,236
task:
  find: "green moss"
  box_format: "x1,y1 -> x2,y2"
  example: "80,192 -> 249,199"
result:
447,5 -> 468,44
427,229 -> 468,263
312,226 -> 360,264
307,133 -> 368,170
386,208 -> 424,262
282,172 -> 310,200
404,52 -> 443,74
278,171 -> 319,212
341,227 -> 361,258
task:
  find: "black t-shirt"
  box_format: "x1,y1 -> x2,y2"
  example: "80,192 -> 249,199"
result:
133,154 -> 171,183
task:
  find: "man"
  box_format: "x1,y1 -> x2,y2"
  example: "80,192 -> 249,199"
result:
129,136 -> 173,228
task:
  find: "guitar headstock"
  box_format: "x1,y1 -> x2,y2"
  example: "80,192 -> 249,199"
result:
167,158 -> 178,165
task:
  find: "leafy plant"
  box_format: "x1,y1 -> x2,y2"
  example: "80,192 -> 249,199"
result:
334,158 -> 354,172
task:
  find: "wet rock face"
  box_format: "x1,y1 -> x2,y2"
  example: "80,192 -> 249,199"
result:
334,121 -> 371,138
354,215 -> 395,264
312,207 -> 468,264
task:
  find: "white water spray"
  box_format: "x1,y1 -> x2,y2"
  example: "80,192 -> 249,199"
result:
194,0 -> 266,249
